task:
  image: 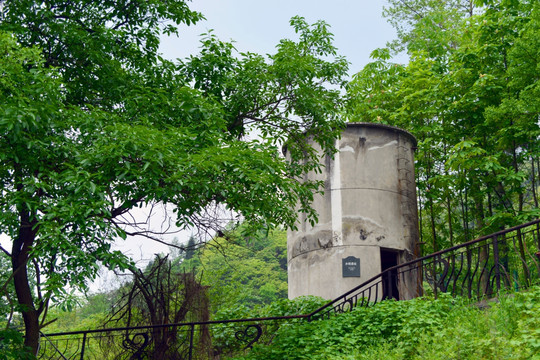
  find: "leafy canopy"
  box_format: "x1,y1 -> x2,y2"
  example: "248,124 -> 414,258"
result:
347,0 -> 539,252
0,0 -> 348,352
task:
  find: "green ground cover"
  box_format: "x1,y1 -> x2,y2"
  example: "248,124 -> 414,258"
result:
234,286 -> 540,360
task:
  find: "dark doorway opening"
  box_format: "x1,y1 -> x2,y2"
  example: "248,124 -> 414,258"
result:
381,249 -> 400,300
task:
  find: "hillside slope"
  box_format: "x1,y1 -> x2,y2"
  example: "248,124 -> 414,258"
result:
235,286 -> 540,360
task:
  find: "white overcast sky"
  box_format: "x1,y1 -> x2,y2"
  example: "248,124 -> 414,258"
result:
160,0 -> 405,74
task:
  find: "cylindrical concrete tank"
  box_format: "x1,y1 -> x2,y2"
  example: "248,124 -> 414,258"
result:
287,123 -> 419,300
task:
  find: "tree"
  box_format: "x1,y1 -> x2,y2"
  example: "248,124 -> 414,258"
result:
0,30 -> 71,353
383,0 -> 479,56
347,0 -> 539,255
0,1 -> 348,354
184,236 -> 197,261
192,228 -> 288,312
106,256 -> 211,360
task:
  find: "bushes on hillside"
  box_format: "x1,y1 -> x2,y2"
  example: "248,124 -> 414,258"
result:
234,286 -> 540,360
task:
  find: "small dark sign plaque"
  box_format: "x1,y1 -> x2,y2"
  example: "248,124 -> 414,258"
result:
342,256 -> 360,277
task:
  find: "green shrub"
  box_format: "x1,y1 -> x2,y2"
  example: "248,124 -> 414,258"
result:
232,286 -> 540,360
0,329 -> 34,360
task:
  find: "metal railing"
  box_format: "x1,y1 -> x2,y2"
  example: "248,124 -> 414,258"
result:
38,219 -> 540,359
306,219 -> 540,320
38,315 -> 305,360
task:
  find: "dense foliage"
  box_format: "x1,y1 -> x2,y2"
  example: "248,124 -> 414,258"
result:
22,230 -> 296,359
1,0 -> 538,357
347,0 -> 540,253
25,229 -> 289,344
182,228 -> 288,311
0,0 -> 347,353
234,286 -> 540,360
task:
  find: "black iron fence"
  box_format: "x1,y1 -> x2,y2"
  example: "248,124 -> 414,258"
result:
38,219 -> 540,359
38,316 -> 305,360
307,219 -> 540,320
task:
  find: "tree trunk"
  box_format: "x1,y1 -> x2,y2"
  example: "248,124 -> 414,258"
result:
446,195 -> 454,246
460,184 -> 470,242
418,192 -> 424,257
516,229 -> 530,287
512,140 -> 529,285
425,151 -> 438,253
471,181 -> 488,295
443,145 -> 453,246
12,209 -> 40,356
429,199 -> 437,252
531,157 -> 538,208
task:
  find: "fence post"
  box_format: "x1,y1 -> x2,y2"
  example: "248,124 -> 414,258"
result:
492,235 -> 501,292
433,256 -> 438,299
418,260 -> 424,297
188,324 -> 195,360
77,332 -> 86,360
387,271 -> 393,300
533,224 -> 540,276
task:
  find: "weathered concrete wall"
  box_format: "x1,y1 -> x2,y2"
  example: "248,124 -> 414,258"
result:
288,123 -> 419,300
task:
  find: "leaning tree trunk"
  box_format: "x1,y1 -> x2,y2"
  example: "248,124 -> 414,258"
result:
12,209 -> 40,356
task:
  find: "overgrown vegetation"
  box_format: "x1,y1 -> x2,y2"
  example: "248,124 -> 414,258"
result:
26,227 -> 289,359
1,0 -> 538,357
182,228 -> 288,311
348,0 -> 540,253
234,286 -> 540,360
0,0 -> 347,350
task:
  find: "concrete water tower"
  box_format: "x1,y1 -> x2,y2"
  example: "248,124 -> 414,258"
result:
287,123 -> 420,301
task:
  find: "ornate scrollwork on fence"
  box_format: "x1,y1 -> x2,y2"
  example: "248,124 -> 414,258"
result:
424,256 -> 451,292
122,332 -> 150,359
235,324 -> 263,350
333,297 -> 355,314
